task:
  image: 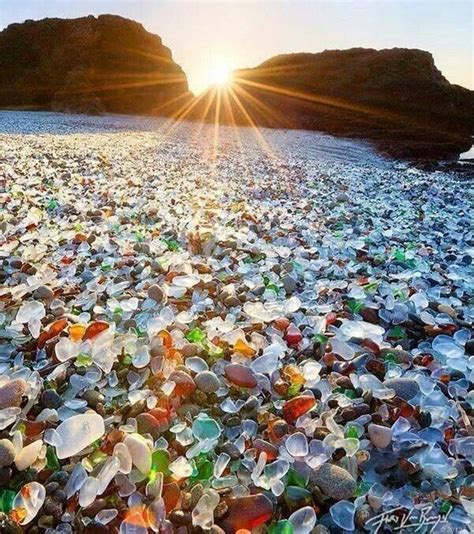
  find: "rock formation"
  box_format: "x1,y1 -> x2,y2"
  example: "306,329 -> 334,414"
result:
0,17 -> 472,160
192,48 -> 474,159
0,15 -> 192,115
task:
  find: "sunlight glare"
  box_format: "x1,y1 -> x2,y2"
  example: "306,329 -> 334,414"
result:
207,62 -> 231,87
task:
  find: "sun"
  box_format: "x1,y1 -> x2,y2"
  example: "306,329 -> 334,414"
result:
208,63 -> 231,87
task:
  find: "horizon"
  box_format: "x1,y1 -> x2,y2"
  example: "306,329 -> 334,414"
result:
0,0 -> 472,94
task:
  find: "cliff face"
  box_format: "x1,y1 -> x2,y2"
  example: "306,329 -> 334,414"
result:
0,15 -> 192,115
193,48 -> 474,159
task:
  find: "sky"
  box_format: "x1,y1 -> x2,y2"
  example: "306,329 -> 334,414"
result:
0,0 -> 472,94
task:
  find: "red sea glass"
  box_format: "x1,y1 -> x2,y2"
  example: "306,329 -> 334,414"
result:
224,364 -> 258,388
83,321 -> 109,340
221,494 -> 273,532
282,395 -> 316,423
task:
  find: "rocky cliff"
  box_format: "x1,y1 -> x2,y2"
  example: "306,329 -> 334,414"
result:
192,48 -> 474,159
1,18 -> 472,160
0,15 -> 192,115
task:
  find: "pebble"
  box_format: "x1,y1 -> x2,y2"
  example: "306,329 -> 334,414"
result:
82,390 -> 105,409
190,484 -> 204,508
48,470 -> 69,485
43,498 -> 62,520
310,464 -> 356,500
224,364 -> 257,388
41,389 -> 62,409
224,295 -> 241,307
55,413 -> 105,459
169,510 -> 191,526
33,285 -> 54,300
281,275 -> 297,293
384,377 -> 420,400
0,440 -> 16,467
465,339 -> 474,355
147,284 -> 165,303
368,423 -> 392,448
123,433 -> 152,474
15,440 -> 43,471
45,482 -> 60,494
437,304 -> 456,318
136,413 -> 162,439
0,379 -> 27,409
355,505 -> 372,529
195,371 -> 220,393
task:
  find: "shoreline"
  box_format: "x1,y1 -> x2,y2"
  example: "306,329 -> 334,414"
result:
1,108 -> 472,170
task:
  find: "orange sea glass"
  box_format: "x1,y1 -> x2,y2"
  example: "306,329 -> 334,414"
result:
68,323 -> 86,342
234,339 -> 256,357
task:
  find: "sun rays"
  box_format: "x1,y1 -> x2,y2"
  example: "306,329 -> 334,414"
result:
62,44 -> 462,166
39,38 -> 406,162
